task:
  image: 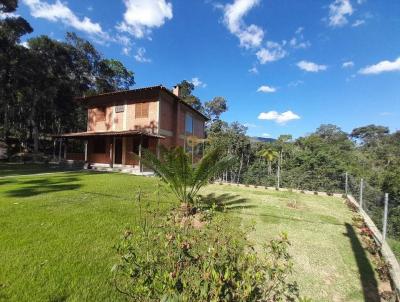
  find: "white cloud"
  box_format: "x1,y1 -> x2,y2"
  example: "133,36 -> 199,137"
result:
19,41 -> 29,48
261,133 -> 271,137
297,60 -> 327,72
380,112 -> 394,116
295,27 -> 304,34
257,85 -> 276,93
22,0 -> 106,37
289,37 -> 311,49
342,61 -> 354,68
352,19 -> 365,27
122,47 -> 131,56
256,41 -> 287,64
0,12 -> 20,19
288,80 -> 304,87
116,0 -> 173,38
191,77 -> 207,88
134,47 -> 151,63
243,122 -> 257,128
248,66 -> 259,74
223,0 -> 264,49
359,57 -> 400,75
289,27 -> 311,49
328,0 -> 353,27
258,110 -> 300,124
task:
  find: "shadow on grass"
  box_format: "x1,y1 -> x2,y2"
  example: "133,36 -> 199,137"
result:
344,223 -> 380,302
5,176 -> 81,198
197,193 -> 255,212
235,211 -> 343,226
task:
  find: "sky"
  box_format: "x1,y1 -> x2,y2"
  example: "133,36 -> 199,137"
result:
7,0 -> 400,138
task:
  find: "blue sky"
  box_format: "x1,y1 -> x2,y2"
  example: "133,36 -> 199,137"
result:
8,0 -> 400,138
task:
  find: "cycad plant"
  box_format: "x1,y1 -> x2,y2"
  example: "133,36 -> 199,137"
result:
140,146 -> 233,212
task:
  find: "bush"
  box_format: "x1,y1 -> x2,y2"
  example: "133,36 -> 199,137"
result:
112,211 -> 299,301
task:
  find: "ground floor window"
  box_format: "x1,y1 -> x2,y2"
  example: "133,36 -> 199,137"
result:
93,137 -> 106,153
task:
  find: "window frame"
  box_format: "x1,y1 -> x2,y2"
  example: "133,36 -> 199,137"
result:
135,102 -> 149,118
185,113 -> 193,135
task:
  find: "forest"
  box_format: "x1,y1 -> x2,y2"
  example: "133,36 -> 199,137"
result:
1,0 -> 399,238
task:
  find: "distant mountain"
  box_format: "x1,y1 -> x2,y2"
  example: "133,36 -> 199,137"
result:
249,136 -> 276,143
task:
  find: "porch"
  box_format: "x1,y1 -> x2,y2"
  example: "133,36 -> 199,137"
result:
53,130 -> 165,173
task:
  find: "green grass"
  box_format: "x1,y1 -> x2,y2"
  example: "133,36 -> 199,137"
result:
388,238 -> 400,259
201,184 -> 382,302
0,162 -> 79,177
0,171 -> 176,301
0,171 -> 381,301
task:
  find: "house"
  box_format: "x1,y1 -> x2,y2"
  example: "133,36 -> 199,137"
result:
54,85 -> 208,172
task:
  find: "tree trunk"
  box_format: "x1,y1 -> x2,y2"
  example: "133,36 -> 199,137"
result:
29,96 -> 39,153
237,152 -> 244,183
268,161 -> 272,175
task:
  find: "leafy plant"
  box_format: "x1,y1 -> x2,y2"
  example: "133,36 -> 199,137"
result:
375,259 -> 391,282
140,146 -> 233,213
258,148 -> 279,176
112,211 -> 300,302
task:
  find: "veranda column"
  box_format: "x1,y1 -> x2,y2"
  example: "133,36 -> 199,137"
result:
138,135 -> 143,173
110,137 -> 115,168
63,139 -> 67,160
84,140 -> 88,162
58,138 -> 62,162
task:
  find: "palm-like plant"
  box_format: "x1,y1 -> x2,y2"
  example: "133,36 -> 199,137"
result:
140,146 -> 233,211
258,148 -> 279,175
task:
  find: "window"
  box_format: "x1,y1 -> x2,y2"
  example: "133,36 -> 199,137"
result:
132,136 -> 149,154
185,114 -> 193,134
97,107 -> 106,122
93,137 -> 106,153
135,103 -> 149,118
115,105 -> 124,113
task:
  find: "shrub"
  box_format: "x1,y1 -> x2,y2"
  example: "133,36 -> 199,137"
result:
375,259 -> 391,282
140,147 -> 233,214
112,212 -> 299,301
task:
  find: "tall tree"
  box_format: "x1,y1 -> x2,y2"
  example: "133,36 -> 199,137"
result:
205,97 -> 227,121
0,1 -> 33,139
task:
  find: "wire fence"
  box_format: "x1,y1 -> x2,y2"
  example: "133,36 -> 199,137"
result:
232,167 -> 400,262
347,174 -> 399,253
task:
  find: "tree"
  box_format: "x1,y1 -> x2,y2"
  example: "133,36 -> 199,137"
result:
316,124 -> 348,142
0,3 -> 33,139
95,59 -> 135,93
0,0 -> 17,12
351,125 -> 389,146
176,80 -> 194,98
258,148 -> 279,175
205,97 -> 227,121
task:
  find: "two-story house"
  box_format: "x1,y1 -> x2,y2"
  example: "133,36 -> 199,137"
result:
55,85 -> 208,172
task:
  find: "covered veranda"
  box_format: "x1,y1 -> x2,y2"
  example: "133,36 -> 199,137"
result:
53,130 -> 165,173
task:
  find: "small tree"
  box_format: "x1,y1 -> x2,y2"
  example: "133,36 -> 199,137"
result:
141,146 -> 233,212
258,148 -> 279,175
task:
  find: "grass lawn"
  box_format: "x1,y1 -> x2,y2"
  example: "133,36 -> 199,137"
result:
0,171 -> 381,301
0,171 -> 176,301
0,162 -> 79,177
201,184 -> 382,302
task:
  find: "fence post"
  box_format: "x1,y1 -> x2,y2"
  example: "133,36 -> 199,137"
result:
360,178 -> 364,209
383,193 -> 389,242
345,172 -> 348,195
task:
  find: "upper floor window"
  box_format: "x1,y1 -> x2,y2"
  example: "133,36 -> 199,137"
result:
185,114 -> 193,134
115,105 -> 124,113
135,102 -> 149,118
97,107 -> 106,122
